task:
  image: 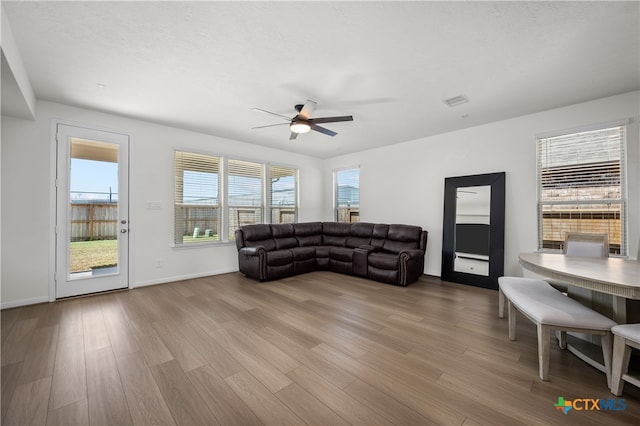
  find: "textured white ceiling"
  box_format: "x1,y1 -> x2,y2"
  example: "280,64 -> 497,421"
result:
3,1 -> 639,158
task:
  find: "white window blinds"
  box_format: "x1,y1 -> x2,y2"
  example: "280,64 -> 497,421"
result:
227,159 -> 264,237
174,151 -> 221,244
335,167 -> 360,223
536,124 -> 627,255
269,165 -> 298,224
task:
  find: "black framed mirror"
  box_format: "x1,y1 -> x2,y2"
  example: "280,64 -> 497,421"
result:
441,172 -> 505,290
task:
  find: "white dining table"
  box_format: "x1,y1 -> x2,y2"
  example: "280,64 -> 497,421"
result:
518,253 -> 640,297
519,252 -> 640,322
518,252 -> 640,375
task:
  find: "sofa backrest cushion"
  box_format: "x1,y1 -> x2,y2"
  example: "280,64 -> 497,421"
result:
346,222 -> 374,248
293,222 -> 322,247
322,222 -> 351,247
383,224 -> 423,253
271,224 -> 298,250
371,223 -> 389,249
297,235 -> 322,247
293,222 -> 322,236
238,222 -> 425,254
351,222 -> 375,237
241,224 -> 276,251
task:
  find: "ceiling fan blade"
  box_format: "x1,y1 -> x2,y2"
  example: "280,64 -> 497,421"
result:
251,123 -> 290,129
251,108 -> 292,121
310,123 -> 337,137
289,131 -> 299,140
309,115 -> 354,124
298,100 -> 317,119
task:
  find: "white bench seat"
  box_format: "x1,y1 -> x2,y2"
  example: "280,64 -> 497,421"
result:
498,276 -> 616,383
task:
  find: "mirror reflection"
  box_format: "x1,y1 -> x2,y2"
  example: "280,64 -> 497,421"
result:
454,185 -> 491,276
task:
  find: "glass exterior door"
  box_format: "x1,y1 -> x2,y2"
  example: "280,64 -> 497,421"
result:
56,124 -> 129,298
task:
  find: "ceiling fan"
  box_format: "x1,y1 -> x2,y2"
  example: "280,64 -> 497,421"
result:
251,100 -> 353,140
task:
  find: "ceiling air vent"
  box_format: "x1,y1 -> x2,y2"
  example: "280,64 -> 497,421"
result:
443,95 -> 469,107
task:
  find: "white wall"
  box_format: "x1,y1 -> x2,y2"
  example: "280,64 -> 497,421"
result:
323,91 -> 640,276
2,92 -> 638,307
1,100 -> 324,307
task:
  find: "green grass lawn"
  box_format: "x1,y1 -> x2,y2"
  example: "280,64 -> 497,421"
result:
182,235 -> 219,244
69,235 -> 220,273
70,239 -> 118,273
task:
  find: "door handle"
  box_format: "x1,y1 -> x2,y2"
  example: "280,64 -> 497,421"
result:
120,229 -> 127,233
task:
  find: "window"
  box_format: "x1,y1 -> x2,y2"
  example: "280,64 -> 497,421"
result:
335,167 -> 360,222
174,151 -> 221,244
536,123 -> 627,255
269,165 -> 297,224
175,151 -> 299,244
227,159 -> 264,237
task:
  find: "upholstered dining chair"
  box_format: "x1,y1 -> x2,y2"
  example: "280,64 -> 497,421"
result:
547,232 -> 610,293
563,232 -> 610,258
553,232 -> 610,347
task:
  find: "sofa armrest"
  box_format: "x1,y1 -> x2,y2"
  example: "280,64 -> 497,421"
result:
238,246 -> 267,280
239,246 -> 266,257
398,249 -> 425,286
398,248 -> 425,259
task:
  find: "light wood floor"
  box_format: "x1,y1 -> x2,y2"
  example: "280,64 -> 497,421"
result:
3,272 -> 640,425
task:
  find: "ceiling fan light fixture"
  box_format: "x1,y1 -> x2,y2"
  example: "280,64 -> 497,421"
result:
290,120 -> 311,134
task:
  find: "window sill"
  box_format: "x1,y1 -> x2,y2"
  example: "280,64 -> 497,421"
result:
172,240 -> 236,250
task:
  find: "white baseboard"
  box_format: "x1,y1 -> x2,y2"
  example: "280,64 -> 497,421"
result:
1,295 -> 50,310
132,267 -> 239,288
1,268 -> 240,309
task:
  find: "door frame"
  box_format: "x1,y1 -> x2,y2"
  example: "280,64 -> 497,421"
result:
49,119 -> 134,301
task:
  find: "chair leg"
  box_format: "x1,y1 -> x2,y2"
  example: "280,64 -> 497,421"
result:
600,332 -> 613,389
611,335 -> 632,396
498,289 -> 505,318
508,300 -> 516,341
558,331 -> 567,349
537,324 -> 551,381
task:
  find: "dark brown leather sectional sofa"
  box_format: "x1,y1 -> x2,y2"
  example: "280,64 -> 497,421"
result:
234,222 -> 428,286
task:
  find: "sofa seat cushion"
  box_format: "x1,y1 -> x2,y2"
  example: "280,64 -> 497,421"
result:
315,246 -> 331,270
291,246 -> 316,261
368,252 -> 398,270
315,246 -> 331,258
329,247 -> 354,262
266,250 -> 293,267
329,246 -> 354,275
